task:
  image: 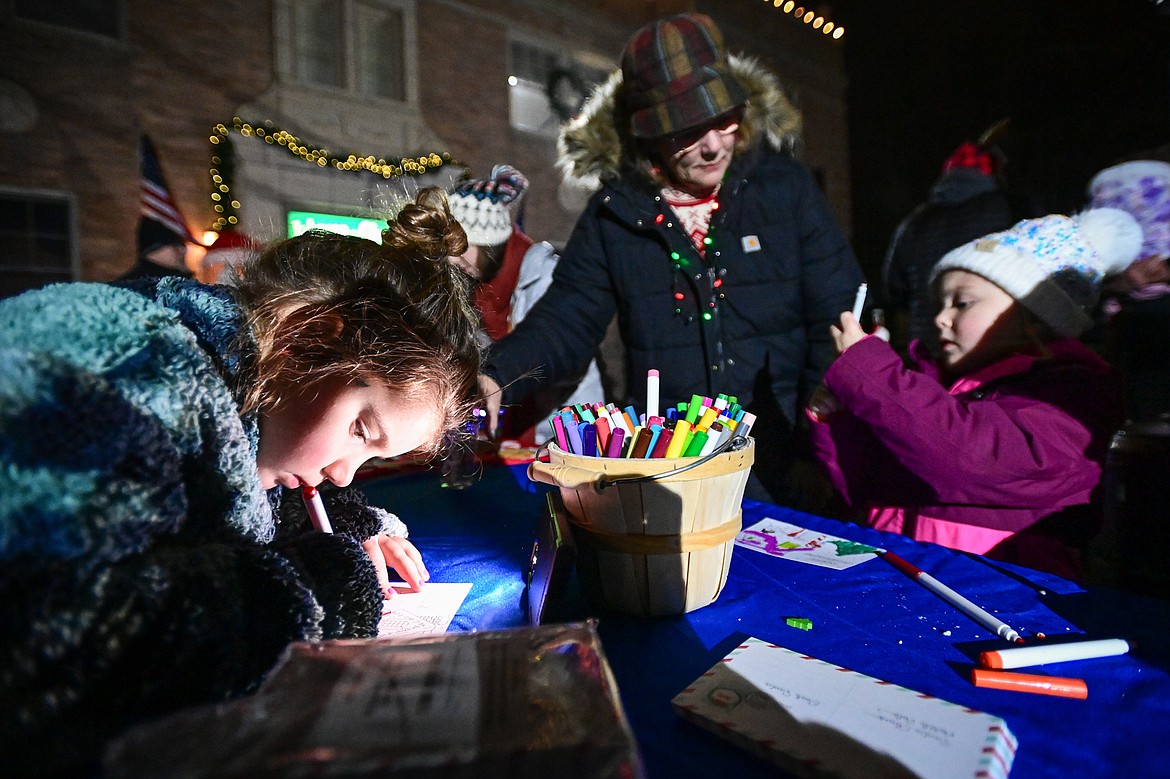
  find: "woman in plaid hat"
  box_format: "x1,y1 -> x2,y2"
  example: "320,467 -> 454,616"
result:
480,12 -> 864,509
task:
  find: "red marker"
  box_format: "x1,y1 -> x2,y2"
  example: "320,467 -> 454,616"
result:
971,668 -> 1088,700
881,550 -> 1022,643
301,485 -> 334,534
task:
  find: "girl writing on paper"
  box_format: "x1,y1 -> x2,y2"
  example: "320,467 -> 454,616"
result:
0,188 -> 481,777
808,210 -> 1138,580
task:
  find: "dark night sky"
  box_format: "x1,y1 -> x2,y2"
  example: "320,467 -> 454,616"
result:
829,0 -> 1170,277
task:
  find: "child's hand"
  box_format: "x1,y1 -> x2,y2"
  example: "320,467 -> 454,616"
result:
807,384 -> 841,422
830,311 -> 867,354
361,533 -> 430,596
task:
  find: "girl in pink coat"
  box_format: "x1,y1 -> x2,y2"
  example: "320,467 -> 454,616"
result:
809,209 -> 1141,579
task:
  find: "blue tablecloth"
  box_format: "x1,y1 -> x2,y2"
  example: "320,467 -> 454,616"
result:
359,463 -> 1170,779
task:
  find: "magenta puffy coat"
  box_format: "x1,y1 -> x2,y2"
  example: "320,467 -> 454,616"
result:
809,336 -> 1122,579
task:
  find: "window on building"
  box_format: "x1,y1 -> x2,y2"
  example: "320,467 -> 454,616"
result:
288,0 -> 411,102
292,0 -> 345,89
13,0 -> 122,39
0,193 -> 74,299
508,38 -> 608,137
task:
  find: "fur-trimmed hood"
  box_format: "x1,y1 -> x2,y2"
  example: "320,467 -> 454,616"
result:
557,54 -> 803,190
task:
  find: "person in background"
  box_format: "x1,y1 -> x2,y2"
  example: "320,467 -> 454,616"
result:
478,12 -> 864,509
882,119 -> 1037,356
447,165 -> 603,445
200,227 -> 261,283
118,215 -> 193,281
808,209 -> 1140,580
0,188 -> 481,777
447,164 -> 534,344
1087,159 -> 1170,423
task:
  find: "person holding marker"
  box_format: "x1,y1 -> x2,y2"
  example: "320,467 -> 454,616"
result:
807,209 -> 1137,579
478,12 -> 864,509
0,189 -> 482,776
447,164 -> 604,445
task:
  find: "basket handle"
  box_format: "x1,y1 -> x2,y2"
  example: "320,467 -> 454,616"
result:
527,460 -> 609,492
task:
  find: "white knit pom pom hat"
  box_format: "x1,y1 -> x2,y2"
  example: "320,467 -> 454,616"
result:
447,164 -> 529,247
930,208 -> 1143,337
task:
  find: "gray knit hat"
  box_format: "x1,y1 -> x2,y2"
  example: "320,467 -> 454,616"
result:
930,209 -> 1142,337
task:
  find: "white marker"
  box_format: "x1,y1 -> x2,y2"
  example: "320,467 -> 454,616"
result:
980,638 -> 1130,670
301,485 -> 334,534
851,282 -> 868,320
646,369 -> 660,421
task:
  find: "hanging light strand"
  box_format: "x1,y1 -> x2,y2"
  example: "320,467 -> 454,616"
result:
767,0 -> 845,39
208,117 -> 467,232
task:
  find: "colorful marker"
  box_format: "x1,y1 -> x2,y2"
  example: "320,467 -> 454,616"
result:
881,550 -> 1022,643
552,414 -> 570,452
605,427 -> 626,458
980,638 -> 1130,670
971,668 -> 1088,700
564,416 -> 584,454
737,411 -> 757,439
665,420 -> 692,458
301,485 -> 334,534
682,429 -> 709,457
650,428 -> 674,458
851,282 -> 868,320
646,369 -> 660,420
581,422 -> 598,457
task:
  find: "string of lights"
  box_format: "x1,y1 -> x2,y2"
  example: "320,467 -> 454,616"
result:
207,117 -> 466,232
765,1 -> 844,39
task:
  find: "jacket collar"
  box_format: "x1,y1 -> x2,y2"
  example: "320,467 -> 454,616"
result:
939,339 -> 1108,395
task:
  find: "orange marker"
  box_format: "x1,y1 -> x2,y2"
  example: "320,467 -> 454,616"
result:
971,668 -> 1087,700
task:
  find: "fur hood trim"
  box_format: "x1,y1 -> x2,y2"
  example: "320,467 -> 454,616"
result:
557,54 -> 803,189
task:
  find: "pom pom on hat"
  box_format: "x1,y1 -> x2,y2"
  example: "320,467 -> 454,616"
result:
1087,159 -> 1170,261
448,164 -> 529,247
931,208 -> 1142,338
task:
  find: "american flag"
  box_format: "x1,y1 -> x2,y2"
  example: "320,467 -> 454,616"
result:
139,134 -> 197,244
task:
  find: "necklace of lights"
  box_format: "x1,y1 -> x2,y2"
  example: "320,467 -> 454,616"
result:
208,117 -> 467,232
656,191 -> 726,324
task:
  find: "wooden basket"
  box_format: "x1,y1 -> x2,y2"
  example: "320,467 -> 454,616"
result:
528,439 -> 754,616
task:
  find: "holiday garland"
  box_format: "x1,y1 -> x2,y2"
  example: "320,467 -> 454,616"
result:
208,117 -> 466,232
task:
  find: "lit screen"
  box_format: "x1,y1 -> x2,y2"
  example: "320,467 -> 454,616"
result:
287,211 -> 385,243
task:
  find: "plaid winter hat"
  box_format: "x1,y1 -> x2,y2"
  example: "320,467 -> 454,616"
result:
931,209 -> 1142,338
620,13 -> 748,139
1088,160 -> 1170,261
448,164 -> 529,247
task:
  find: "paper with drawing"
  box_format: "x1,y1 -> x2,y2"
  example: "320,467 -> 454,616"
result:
735,517 -> 879,569
377,582 -> 472,639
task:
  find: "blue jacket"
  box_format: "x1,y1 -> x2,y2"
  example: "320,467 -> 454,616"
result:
0,278 -> 396,775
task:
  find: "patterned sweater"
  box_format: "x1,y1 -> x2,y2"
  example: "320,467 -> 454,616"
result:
0,278 -> 403,777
